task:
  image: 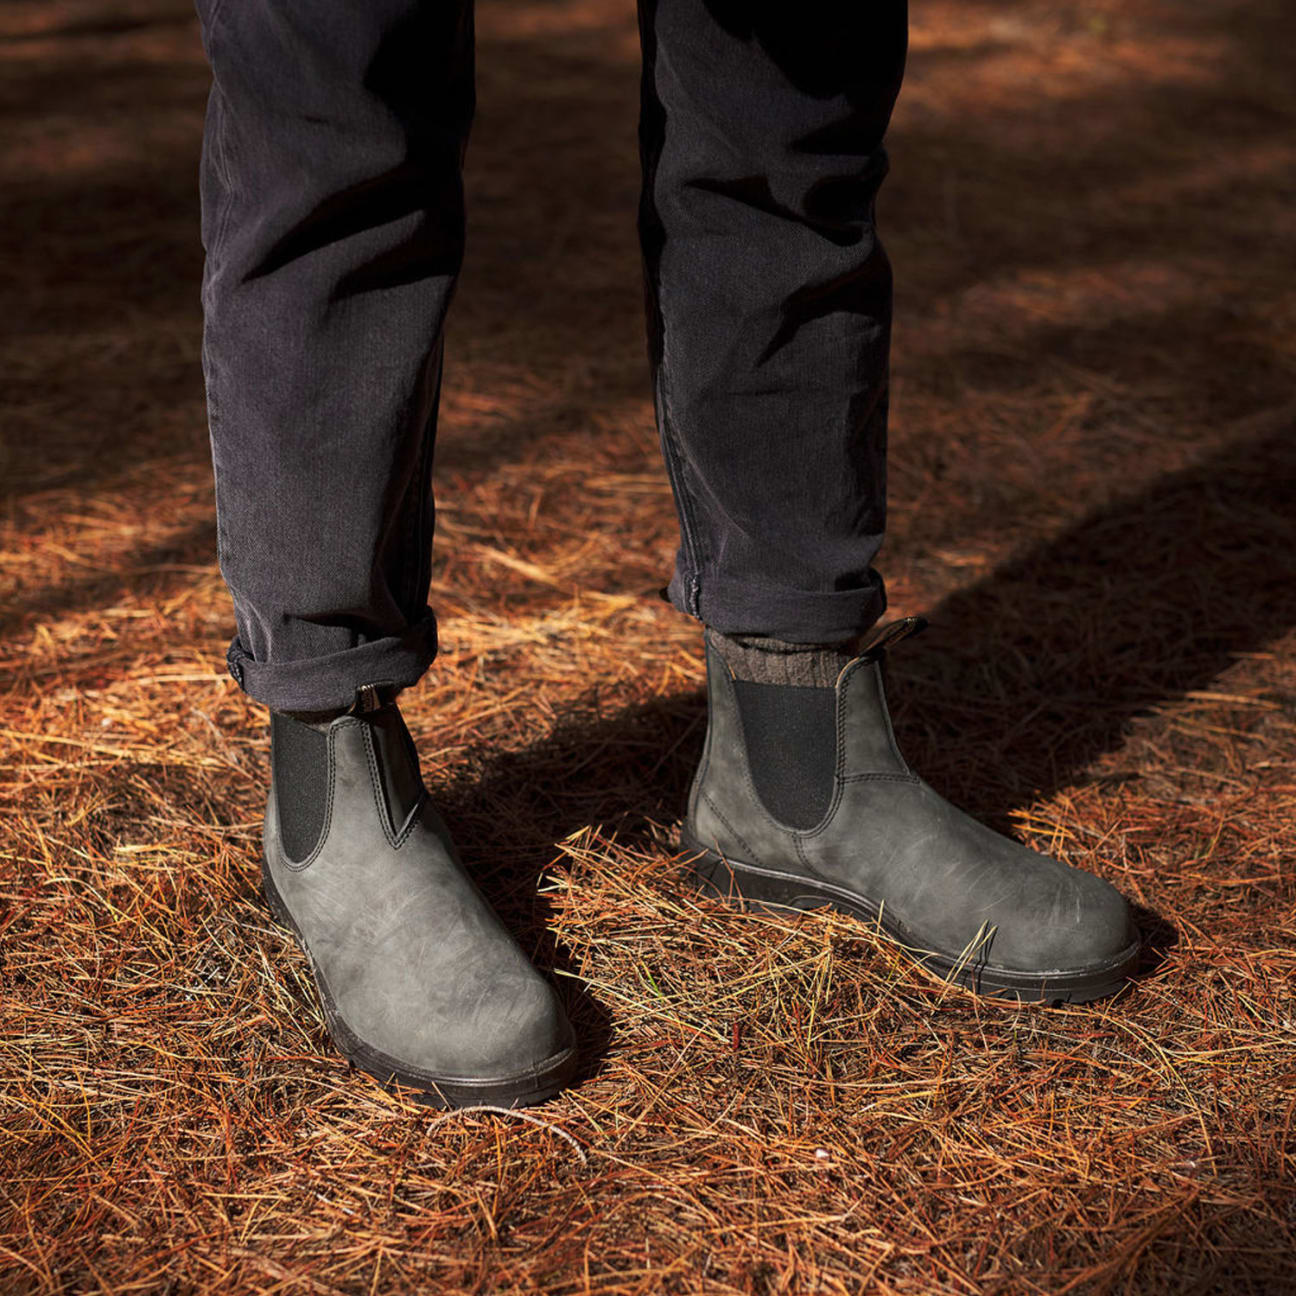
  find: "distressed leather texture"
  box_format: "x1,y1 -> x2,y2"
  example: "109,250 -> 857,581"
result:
264,710 -> 572,1081
687,640 -> 1137,975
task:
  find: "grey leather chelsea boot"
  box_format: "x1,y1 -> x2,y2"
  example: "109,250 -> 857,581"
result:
682,621 -> 1141,1003
262,697 -> 577,1106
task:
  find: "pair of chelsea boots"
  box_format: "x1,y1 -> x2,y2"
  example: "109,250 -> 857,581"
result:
260,625 -> 1140,1107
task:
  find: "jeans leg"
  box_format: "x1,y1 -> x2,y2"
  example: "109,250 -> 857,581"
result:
196,0 -> 474,713
638,0 -> 907,643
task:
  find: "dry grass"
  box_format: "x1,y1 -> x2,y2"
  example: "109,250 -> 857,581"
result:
3,0 -> 1296,1291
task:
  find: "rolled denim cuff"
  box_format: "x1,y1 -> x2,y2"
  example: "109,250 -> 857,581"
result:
225,612 -> 438,713
669,570 -> 886,646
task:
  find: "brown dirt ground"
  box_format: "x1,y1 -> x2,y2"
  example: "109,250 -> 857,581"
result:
3,0 -> 1296,1291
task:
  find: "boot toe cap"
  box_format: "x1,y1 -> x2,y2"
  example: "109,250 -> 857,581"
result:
336,966 -> 574,1087
451,975 -> 575,1082
995,868 -> 1139,976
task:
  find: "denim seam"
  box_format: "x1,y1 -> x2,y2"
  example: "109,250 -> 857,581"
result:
204,65 -> 237,276
208,80 -> 234,197
399,431 -> 426,616
203,0 -> 231,51
407,365 -> 440,618
655,348 -> 704,617
201,18 -> 238,668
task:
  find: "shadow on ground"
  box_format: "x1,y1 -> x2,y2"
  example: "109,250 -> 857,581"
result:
446,419 -> 1296,1043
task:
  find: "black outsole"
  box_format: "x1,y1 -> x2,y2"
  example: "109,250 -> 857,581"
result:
680,832 -> 1140,1005
261,859 -> 578,1109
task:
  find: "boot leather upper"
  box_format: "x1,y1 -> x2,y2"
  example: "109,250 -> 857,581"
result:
687,644 -> 1137,975
264,711 -> 572,1082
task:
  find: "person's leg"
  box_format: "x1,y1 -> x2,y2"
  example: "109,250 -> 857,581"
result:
196,0 -> 575,1104
638,0 -> 905,642
640,1 -> 1140,1001
198,0 -> 469,715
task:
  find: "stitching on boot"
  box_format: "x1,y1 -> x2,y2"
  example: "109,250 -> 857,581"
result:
792,680 -> 847,842
390,779 -> 424,849
834,668 -> 850,786
362,722 -> 399,850
795,832 -> 813,872
798,773 -> 847,841
700,792 -> 763,867
391,794 -> 423,849
840,772 -> 921,786
837,658 -> 911,778
873,662 -> 911,774
687,651 -> 720,827
362,717 -> 425,851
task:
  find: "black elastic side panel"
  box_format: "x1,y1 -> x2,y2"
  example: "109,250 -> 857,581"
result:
270,712 -> 330,862
732,679 -> 837,830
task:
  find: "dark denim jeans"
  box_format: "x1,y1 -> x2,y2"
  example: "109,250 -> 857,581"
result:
196,0 -> 907,713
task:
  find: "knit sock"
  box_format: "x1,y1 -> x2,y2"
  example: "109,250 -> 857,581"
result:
705,626 -> 868,688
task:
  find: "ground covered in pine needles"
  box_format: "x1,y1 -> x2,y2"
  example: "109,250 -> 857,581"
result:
3,0 -> 1296,1291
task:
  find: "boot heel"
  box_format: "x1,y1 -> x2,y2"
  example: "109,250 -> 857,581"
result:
680,833 -> 745,904
679,831 -> 839,916
261,857 -> 305,942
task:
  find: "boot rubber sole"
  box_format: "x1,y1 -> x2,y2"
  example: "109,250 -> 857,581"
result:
680,831 -> 1140,1005
261,859 -> 578,1108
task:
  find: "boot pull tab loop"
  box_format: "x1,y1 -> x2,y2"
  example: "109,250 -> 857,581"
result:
351,682 -> 398,715
855,615 -> 929,660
